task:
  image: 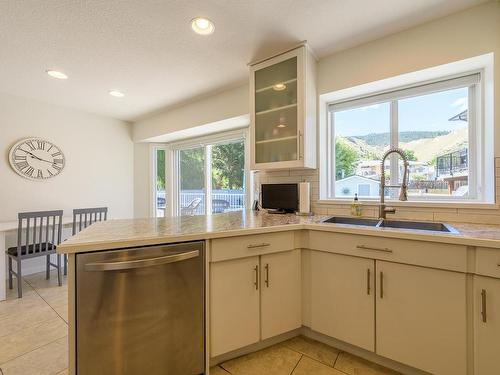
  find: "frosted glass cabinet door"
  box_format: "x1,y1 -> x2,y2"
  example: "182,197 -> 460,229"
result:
254,57 -> 299,164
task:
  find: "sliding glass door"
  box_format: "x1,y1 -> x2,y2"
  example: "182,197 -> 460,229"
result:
174,132 -> 247,216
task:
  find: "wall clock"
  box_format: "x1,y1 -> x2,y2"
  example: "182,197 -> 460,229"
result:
9,138 -> 66,180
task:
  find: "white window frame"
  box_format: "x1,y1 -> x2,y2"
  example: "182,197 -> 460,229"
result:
319,54 -> 495,206
150,144 -> 168,218
167,129 -> 251,217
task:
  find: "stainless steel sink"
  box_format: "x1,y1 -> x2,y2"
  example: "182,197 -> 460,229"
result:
321,216 -> 380,227
321,216 -> 459,234
378,220 -> 458,233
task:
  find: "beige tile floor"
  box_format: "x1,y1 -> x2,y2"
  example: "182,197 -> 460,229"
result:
0,271 -> 398,375
211,335 -> 401,375
0,270 -> 68,375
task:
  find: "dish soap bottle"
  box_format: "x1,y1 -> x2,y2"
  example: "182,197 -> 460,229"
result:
351,194 -> 362,217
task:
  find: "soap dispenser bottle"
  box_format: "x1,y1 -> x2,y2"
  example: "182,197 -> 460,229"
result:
351,193 -> 362,217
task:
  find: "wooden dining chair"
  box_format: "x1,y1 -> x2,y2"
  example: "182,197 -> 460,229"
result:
64,207 -> 108,275
7,210 -> 64,298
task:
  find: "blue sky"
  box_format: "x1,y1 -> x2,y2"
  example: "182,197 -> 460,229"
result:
334,87 -> 468,137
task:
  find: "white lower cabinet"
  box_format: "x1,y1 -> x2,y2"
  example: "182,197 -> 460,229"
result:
210,256 -> 260,357
310,251 -> 375,351
210,250 -> 301,357
261,250 -> 301,339
474,276 -> 500,375
376,261 -> 467,375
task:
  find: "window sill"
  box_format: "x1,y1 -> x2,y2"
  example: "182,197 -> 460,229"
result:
316,199 -> 499,210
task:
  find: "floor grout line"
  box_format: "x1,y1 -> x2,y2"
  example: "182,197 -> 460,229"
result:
24,275 -> 68,325
289,354 -> 303,375
333,350 -> 341,368
0,335 -> 66,368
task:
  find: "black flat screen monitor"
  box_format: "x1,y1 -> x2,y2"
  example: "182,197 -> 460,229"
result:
261,183 -> 298,213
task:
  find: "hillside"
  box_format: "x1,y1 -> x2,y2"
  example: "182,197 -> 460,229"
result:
351,131 -> 450,147
340,128 -> 467,164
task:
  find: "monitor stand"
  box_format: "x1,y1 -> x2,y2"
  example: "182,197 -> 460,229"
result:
267,208 -> 287,214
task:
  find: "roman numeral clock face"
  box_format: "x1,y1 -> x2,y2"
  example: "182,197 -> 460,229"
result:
9,138 -> 65,180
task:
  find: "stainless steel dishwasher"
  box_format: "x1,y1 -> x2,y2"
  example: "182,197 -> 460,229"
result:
76,241 -> 205,375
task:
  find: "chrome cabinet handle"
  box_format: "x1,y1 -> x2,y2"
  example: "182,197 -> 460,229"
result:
265,263 -> 270,288
357,245 -> 393,253
367,268 -> 371,295
298,131 -> 303,160
247,243 -> 271,249
481,289 -> 487,323
84,250 -> 199,271
254,265 -> 259,290
380,271 -> 384,299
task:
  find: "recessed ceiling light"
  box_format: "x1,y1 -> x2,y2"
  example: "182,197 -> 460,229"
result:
109,90 -> 125,98
273,83 -> 287,91
46,70 -> 68,80
191,17 -> 215,35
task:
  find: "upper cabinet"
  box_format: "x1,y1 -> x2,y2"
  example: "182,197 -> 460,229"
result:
249,44 -> 317,170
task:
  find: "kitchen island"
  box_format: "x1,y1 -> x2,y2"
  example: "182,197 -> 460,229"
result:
58,210 -> 500,375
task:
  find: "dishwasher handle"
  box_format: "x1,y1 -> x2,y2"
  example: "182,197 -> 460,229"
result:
84,249 -> 200,271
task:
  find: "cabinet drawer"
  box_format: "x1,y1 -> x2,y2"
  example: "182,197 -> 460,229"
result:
476,247 -> 500,278
308,231 -> 467,272
211,231 -> 295,262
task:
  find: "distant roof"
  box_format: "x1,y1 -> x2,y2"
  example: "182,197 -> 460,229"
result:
337,175 -> 380,184
448,110 -> 467,122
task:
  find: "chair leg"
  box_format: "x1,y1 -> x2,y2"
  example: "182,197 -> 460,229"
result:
46,255 -> 50,280
64,254 -> 67,276
57,254 -> 62,287
8,257 -> 13,289
16,259 -> 22,298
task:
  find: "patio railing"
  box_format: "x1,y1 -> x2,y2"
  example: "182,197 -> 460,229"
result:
178,189 -> 245,215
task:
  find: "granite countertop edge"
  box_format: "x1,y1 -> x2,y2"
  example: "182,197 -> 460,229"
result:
57,211 -> 500,254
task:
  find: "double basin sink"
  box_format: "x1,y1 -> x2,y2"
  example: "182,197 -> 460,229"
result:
321,216 -> 459,234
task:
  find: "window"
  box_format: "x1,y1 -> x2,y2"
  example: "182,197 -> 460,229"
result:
327,73 -> 482,202
154,147 -> 166,217
172,131 -> 248,216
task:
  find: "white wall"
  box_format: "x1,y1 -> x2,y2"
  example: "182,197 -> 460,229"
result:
1,93 -> 133,274
134,142 -> 151,219
0,93 -> 134,221
133,84 -> 249,142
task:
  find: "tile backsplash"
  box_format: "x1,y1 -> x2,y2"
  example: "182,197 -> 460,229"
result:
255,157 -> 500,225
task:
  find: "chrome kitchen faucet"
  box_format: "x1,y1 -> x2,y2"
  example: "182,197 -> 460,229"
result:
379,148 -> 409,220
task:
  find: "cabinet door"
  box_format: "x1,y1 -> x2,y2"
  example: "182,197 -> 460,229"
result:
210,256 -> 260,357
376,261 -> 467,375
261,250 -> 301,339
474,276 -> 500,375
310,251 -> 375,351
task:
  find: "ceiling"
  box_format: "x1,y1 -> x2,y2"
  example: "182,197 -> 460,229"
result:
0,0 -> 487,122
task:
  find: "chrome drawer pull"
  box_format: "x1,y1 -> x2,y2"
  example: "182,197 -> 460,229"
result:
380,271 -> 384,299
254,265 -> 259,290
247,242 -> 271,249
357,245 -> 393,253
481,289 -> 487,323
366,268 -> 371,295
265,263 -> 270,288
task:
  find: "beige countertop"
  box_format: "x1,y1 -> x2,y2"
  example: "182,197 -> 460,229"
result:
57,210 -> 500,254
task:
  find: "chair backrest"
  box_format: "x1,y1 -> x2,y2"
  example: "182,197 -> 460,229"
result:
72,207 -> 108,235
17,210 -> 64,259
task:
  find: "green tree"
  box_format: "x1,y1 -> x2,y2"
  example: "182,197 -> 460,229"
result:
335,137 -> 358,180
180,148 -> 205,189
402,149 -> 417,161
156,149 -> 165,190
211,142 -> 245,189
